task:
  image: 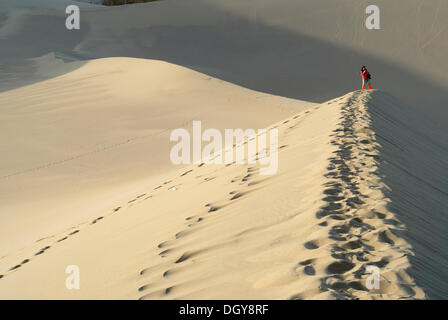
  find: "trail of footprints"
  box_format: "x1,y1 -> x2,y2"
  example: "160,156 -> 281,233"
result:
290,92 -> 419,299
2,95 -> 408,299
0,137 -> 268,281
0,204 -> 125,279
1,107 -> 318,296
137,166 -> 262,299
136,109 -> 316,299
0,165 -> 207,280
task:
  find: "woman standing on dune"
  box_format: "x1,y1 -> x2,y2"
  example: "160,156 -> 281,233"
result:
360,66 -> 373,90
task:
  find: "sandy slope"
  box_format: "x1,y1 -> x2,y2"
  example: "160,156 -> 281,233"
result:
0,56 -> 312,258
365,91 -> 448,299
0,90 -> 435,299
1,1 -> 447,124
1,0 -> 447,300
0,0 -> 448,125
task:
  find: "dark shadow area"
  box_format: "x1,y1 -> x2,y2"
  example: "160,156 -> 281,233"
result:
78,1 -> 448,126
0,12 -> 89,92
368,91 -> 448,299
0,11 -> 7,27
1,1 -> 447,126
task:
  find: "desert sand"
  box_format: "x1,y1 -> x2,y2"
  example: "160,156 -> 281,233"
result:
0,0 -> 447,299
0,56 -> 311,257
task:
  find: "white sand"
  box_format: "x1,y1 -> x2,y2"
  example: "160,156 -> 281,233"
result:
0,0 -> 447,299
1,89 -> 436,299
0,56 -> 312,257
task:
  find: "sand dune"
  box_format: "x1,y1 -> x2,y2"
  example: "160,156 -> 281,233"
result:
366,92 -> 448,299
1,0 -> 447,300
1,1 -> 447,124
0,56 -> 311,257
5,0 -> 448,123
2,90 -> 445,299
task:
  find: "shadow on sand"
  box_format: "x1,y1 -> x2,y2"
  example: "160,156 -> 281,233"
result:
368,91 -> 448,299
1,2 -> 447,127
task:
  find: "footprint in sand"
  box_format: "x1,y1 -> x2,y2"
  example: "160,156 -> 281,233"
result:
91,216 -> 104,225
187,217 -> 203,228
326,260 -> 355,275
175,251 -> 195,264
304,241 -> 319,250
9,264 -> 21,271
35,245 -> 51,256
162,270 -> 172,278
157,240 -> 174,249
175,229 -> 193,239
289,293 -> 303,300
181,169 -> 193,177
158,249 -> 174,258
208,206 -> 220,213
303,265 -> 316,276
138,284 -> 150,292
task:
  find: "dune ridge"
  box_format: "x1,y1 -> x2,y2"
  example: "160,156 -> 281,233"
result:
1,0 -> 447,300
0,57 -> 311,257
1,0 -> 447,124
0,90 -> 434,299
310,91 -> 424,299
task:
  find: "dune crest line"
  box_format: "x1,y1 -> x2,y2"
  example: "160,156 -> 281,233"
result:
310,91 -> 424,299
0,90 -> 432,300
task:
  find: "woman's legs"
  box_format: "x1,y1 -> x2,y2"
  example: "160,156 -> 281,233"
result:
362,79 -> 373,90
